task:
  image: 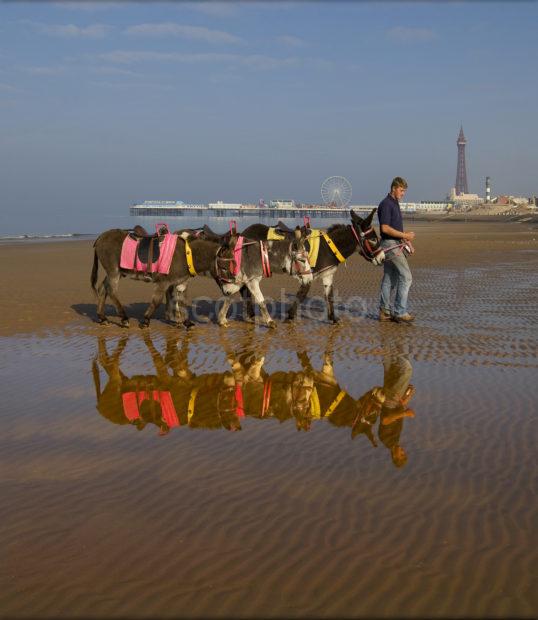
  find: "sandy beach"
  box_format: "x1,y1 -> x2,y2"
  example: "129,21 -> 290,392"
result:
1,220 -> 537,618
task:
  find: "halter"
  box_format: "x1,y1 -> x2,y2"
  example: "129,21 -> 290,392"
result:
290,243 -> 312,277
349,224 -> 384,264
215,237 -> 311,283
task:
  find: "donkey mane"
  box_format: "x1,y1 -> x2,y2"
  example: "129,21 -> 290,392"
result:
326,223 -> 349,234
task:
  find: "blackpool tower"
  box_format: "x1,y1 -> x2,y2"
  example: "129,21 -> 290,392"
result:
455,126 -> 469,195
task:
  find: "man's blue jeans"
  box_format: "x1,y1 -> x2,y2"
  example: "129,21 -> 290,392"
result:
379,239 -> 412,317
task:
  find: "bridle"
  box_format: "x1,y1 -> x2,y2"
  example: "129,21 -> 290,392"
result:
288,241 -> 312,278
349,223 -> 385,265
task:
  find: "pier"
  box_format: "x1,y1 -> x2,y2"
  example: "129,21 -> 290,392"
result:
129,203 -> 380,219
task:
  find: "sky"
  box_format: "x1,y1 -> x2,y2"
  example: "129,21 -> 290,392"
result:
1,0 -> 537,234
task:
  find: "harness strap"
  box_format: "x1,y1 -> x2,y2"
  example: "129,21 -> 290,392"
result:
235,383 -> 245,417
321,231 -> 346,263
261,379 -> 272,417
260,241 -> 272,278
184,239 -> 197,276
187,387 -> 199,424
323,389 -> 347,418
383,241 -> 412,257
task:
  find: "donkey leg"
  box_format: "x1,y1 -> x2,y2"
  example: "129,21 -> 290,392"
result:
246,279 -> 275,329
287,281 -> 312,321
106,273 -> 130,327
171,282 -> 194,329
96,276 -> 110,324
164,285 -> 175,322
217,295 -> 234,327
240,285 -> 255,323
140,282 -> 168,328
322,273 -> 339,323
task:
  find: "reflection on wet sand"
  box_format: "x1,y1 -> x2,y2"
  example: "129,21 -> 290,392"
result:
92,330 -> 417,466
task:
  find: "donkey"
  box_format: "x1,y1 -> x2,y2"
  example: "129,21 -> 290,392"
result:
166,227 -> 313,328
284,209 -> 385,323
201,210 -> 384,324
91,227 -> 310,329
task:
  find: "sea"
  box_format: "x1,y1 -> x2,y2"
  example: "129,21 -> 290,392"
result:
0,211 -> 367,243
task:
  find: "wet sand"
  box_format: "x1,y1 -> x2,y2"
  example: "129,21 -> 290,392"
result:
1,221 -> 537,618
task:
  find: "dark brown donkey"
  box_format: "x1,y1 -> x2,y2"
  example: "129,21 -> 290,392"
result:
184,210 -> 385,323
91,227 -> 311,329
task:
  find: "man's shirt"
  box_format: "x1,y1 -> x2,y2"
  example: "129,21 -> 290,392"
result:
377,193 -> 404,240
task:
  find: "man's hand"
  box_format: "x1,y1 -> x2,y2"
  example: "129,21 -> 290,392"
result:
404,231 -> 415,241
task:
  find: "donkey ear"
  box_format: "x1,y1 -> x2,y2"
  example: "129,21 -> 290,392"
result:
363,208 -> 376,227
350,209 -> 363,224
349,209 -> 362,224
294,226 -> 302,240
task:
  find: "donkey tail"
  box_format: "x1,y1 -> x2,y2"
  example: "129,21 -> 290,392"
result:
91,250 -> 99,296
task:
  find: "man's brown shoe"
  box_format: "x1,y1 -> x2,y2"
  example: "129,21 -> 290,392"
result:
379,309 -> 392,322
392,313 -> 415,323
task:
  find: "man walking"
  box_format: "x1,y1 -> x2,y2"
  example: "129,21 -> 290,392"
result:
377,177 -> 415,323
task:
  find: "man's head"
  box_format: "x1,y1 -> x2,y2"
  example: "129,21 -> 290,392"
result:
390,177 -> 408,201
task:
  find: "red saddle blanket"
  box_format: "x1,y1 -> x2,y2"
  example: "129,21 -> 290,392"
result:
120,233 -> 178,275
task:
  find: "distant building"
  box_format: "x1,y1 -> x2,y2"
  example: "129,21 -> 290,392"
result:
401,202 -> 450,212
270,199 -> 296,209
207,201 -> 242,210
449,187 -> 483,205
493,195 -> 529,207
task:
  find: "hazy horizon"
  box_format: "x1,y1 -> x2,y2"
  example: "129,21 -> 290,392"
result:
1,0 -> 537,235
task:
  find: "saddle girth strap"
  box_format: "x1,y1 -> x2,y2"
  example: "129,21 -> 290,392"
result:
321,231 -> 346,263
184,239 -> 197,276
260,241 -> 271,278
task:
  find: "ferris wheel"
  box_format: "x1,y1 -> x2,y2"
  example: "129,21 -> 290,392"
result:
321,176 -> 352,208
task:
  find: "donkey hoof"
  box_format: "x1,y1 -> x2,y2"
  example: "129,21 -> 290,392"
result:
244,315 -> 256,324
266,320 -> 277,329
285,316 -> 296,323
139,320 -> 150,329
330,316 -> 340,324
183,319 -> 195,329
97,318 -> 109,326
120,319 -> 130,328
218,320 -> 229,328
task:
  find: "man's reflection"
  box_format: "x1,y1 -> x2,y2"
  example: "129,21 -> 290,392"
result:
91,331 -> 416,465
378,340 -> 415,467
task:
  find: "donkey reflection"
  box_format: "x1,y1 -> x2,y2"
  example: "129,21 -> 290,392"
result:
92,330 -> 272,435
92,332 -> 194,435
91,331 -> 416,463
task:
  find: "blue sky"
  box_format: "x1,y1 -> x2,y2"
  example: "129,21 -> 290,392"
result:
1,0 -> 537,234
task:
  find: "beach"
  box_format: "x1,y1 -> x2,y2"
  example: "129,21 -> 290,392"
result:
1,220 -> 537,618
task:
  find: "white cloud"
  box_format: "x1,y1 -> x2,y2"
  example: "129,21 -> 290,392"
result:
0,82 -> 19,93
89,66 -> 141,77
40,23 -> 113,38
125,22 -> 242,45
95,50 -> 299,71
23,66 -> 67,76
276,35 -> 306,48
52,1 -> 124,11
387,26 -> 437,43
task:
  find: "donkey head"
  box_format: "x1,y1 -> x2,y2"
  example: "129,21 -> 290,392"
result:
350,209 -> 385,265
287,226 -> 313,282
